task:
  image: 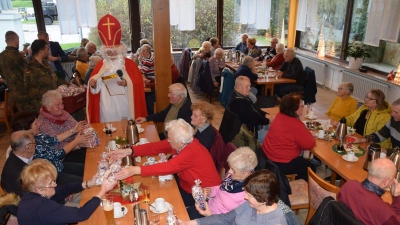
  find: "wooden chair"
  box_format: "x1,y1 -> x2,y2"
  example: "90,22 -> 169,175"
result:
0,89 -> 12,133
288,177 -> 309,215
305,167 -> 340,224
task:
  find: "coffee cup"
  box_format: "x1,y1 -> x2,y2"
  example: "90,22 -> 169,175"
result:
261,61 -> 266,68
308,111 -> 315,118
380,152 -> 387,158
147,157 -> 155,164
136,124 -> 141,129
109,140 -> 117,150
107,124 -> 113,130
113,202 -> 122,217
318,130 -> 325,139
155,198 -> 165,211
268,67 -> 274,71
140,138 -> 148,144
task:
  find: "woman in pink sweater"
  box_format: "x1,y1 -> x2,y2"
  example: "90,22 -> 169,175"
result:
187,147 -> 258,219
262,94 -> 316,181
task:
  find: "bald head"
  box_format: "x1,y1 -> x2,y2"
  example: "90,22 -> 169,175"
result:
241,33 -> 248,43
368,158 -> 397,189
10,130 -> 33,152
271,37 -> 278,48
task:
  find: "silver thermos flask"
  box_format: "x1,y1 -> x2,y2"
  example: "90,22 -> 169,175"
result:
335,117 -> 347,152
126,119 -> 139,145
134,204 -> 141,225
389,147 -> 400,181
363,143 -> 381,171
140,209 -> 148,225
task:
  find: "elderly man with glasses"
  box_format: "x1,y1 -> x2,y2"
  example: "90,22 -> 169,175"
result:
1,130 -> 36,196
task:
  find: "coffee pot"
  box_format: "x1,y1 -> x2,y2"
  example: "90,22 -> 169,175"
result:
389,147 -> 400,181
235,51 -> 240,62
227,50 -> 233,61
335,117 -> 347,152
363,143 -> 381,171
126,119 -> 139,145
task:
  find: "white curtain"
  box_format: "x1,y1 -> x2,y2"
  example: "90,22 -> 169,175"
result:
380,0 -> 400,43
240,0 -> 257,24
255,0 -> 271,29
296,0 -> 307,31
169,0 -> 195,31
76,0 -> 98,28
364,0 -> 387,46
56,0 -> 79,35
306,0 -> 318,29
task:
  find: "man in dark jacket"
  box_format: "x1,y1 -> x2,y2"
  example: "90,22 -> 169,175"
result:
135,83 -> 192,139
275,48 -> 306,98
227,76 -> 271,133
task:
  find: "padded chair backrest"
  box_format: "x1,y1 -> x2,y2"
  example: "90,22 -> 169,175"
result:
308,167 -> 340,210
209,127 -> 226,173
221,142 -> 237,173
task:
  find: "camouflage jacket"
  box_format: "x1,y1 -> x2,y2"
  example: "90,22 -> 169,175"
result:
0,46 -> 29,106
24,57 -> 69,111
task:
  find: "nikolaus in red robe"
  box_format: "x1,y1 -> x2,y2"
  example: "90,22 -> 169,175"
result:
87,58 -> 148,123
86,14 -> 147,124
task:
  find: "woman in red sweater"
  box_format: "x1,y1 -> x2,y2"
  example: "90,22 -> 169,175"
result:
266,43 -> 285,70
110,119 -> 221,206
261,94 -> 316,181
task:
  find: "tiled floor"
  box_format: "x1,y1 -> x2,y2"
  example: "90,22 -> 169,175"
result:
0,85 -> 338,224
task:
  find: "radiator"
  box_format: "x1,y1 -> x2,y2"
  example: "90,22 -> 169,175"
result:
61,62 -> 75,80
298,56 -> 326,86
342,71 -> 390,101
172,53 -> 182,72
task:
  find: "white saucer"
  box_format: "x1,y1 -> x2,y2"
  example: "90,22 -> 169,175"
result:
150,201 -> 171,213
103,127 -> 117,133
114,206 -> 127,218
342,155 -> 358,162
138,128 -> 144,133
305,115 -> 317,120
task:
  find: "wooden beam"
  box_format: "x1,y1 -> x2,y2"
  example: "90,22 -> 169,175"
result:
217,0 -> 223,47
287,0 -> 299,48
152,0 -> 171,129
129,0 -> 142,52
32,0 -> 46,32
340,0 -> 354,62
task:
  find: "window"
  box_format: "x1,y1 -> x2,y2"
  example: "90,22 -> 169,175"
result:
298,0 -> 347,58
223,0 -> 289,48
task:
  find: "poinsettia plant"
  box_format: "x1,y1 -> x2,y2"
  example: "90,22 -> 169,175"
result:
343,41 -> 371,59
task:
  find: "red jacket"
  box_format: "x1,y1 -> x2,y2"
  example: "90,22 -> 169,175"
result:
262,113 -> 315,163
134,139 -> 221,193
266,53 -> 284,70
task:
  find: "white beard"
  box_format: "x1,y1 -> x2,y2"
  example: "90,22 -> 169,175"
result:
102,54 -> 125,73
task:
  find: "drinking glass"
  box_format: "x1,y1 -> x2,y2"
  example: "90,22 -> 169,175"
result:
121,117 -> 128,133
148,212 -> 160,225
102,194 -> 115,225
142,186 -> 150,203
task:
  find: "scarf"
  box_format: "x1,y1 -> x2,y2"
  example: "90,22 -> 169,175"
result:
362,178 -> 385,197
40,106 -> 69,125
219,175 -> 244,193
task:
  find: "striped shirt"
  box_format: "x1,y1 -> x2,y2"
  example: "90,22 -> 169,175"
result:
140,53 -> 155,77
374,117 -> 400,149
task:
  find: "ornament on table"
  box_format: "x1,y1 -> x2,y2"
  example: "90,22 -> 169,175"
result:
119,176 -> 134,201
81,124 -> 100,148
192,179 -> 206,210
166,205 -> 178,225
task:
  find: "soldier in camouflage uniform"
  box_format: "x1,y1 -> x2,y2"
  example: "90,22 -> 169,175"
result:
0,31 -> 30,111
24,39 -> 70,111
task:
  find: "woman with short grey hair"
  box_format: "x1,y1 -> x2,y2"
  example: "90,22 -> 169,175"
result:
266,43 -> 285,70
110,118 -> 221,207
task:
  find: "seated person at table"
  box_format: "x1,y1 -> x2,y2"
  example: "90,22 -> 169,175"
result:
37,90 -> 87,163
70,38 -> 89,57
12,111 -> 90,185
246,38 -> 262,58
332,89 -> 391,148
234,33 -> 249,54
262,37 -> 278,61
139,44 -> 154,78
110,119 -> 221,207
265,43 -> 285,70
136,83 -> 192,139
17,159 -> 116,225
1,131 -> 36,197
338,158 -> 400,225
85,41 -> 98,57
352,98 -> 400,150
209,48 -> 225,87
228,76 -> 271,133
196,41 -> 213,59
75,47 -> 90,80
262,94 -> 316,181
178,169 -> 289,225
191,101 -> 215,151
325,82 -> 357,121
275,48 -> 306,98
209,37 -> 220,55
187,147 -> 257,219
235,56 -> 258,81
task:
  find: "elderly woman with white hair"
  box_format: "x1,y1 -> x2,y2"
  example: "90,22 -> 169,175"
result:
135,83 -> 192,139
265,43 -> 285,70
208,48 -> 226,87
186,147 -> 257,219
110,119 -> 221,206
196,41 -> 213,59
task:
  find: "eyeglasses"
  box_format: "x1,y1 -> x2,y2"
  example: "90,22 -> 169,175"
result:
25,142 -> 37,148
338,87 -> 347,90
365,96 -> 376,101
299,104 -> 305,108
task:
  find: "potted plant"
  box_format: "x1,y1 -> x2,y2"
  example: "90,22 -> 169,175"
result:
343,41 -> 371,69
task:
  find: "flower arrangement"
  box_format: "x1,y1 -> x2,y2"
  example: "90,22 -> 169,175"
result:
343,41 -> 371,59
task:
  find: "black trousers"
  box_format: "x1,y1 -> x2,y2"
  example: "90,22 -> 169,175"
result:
174,174 -> 195,207
274,156 -> 316,181
57,162 -> 84,185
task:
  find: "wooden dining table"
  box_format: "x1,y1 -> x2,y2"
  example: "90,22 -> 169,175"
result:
78,121 -> 190,224
225,61 -> 296,96
262,106 -> 392,203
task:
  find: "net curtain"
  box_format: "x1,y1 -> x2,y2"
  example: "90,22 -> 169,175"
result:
169,0 -> 195,31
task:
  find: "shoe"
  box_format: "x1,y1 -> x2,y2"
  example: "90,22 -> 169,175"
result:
310,158 -> 322,167
324,175 -> 342,182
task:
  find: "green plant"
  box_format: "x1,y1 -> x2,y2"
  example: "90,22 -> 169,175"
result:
343,41 -> 371,59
